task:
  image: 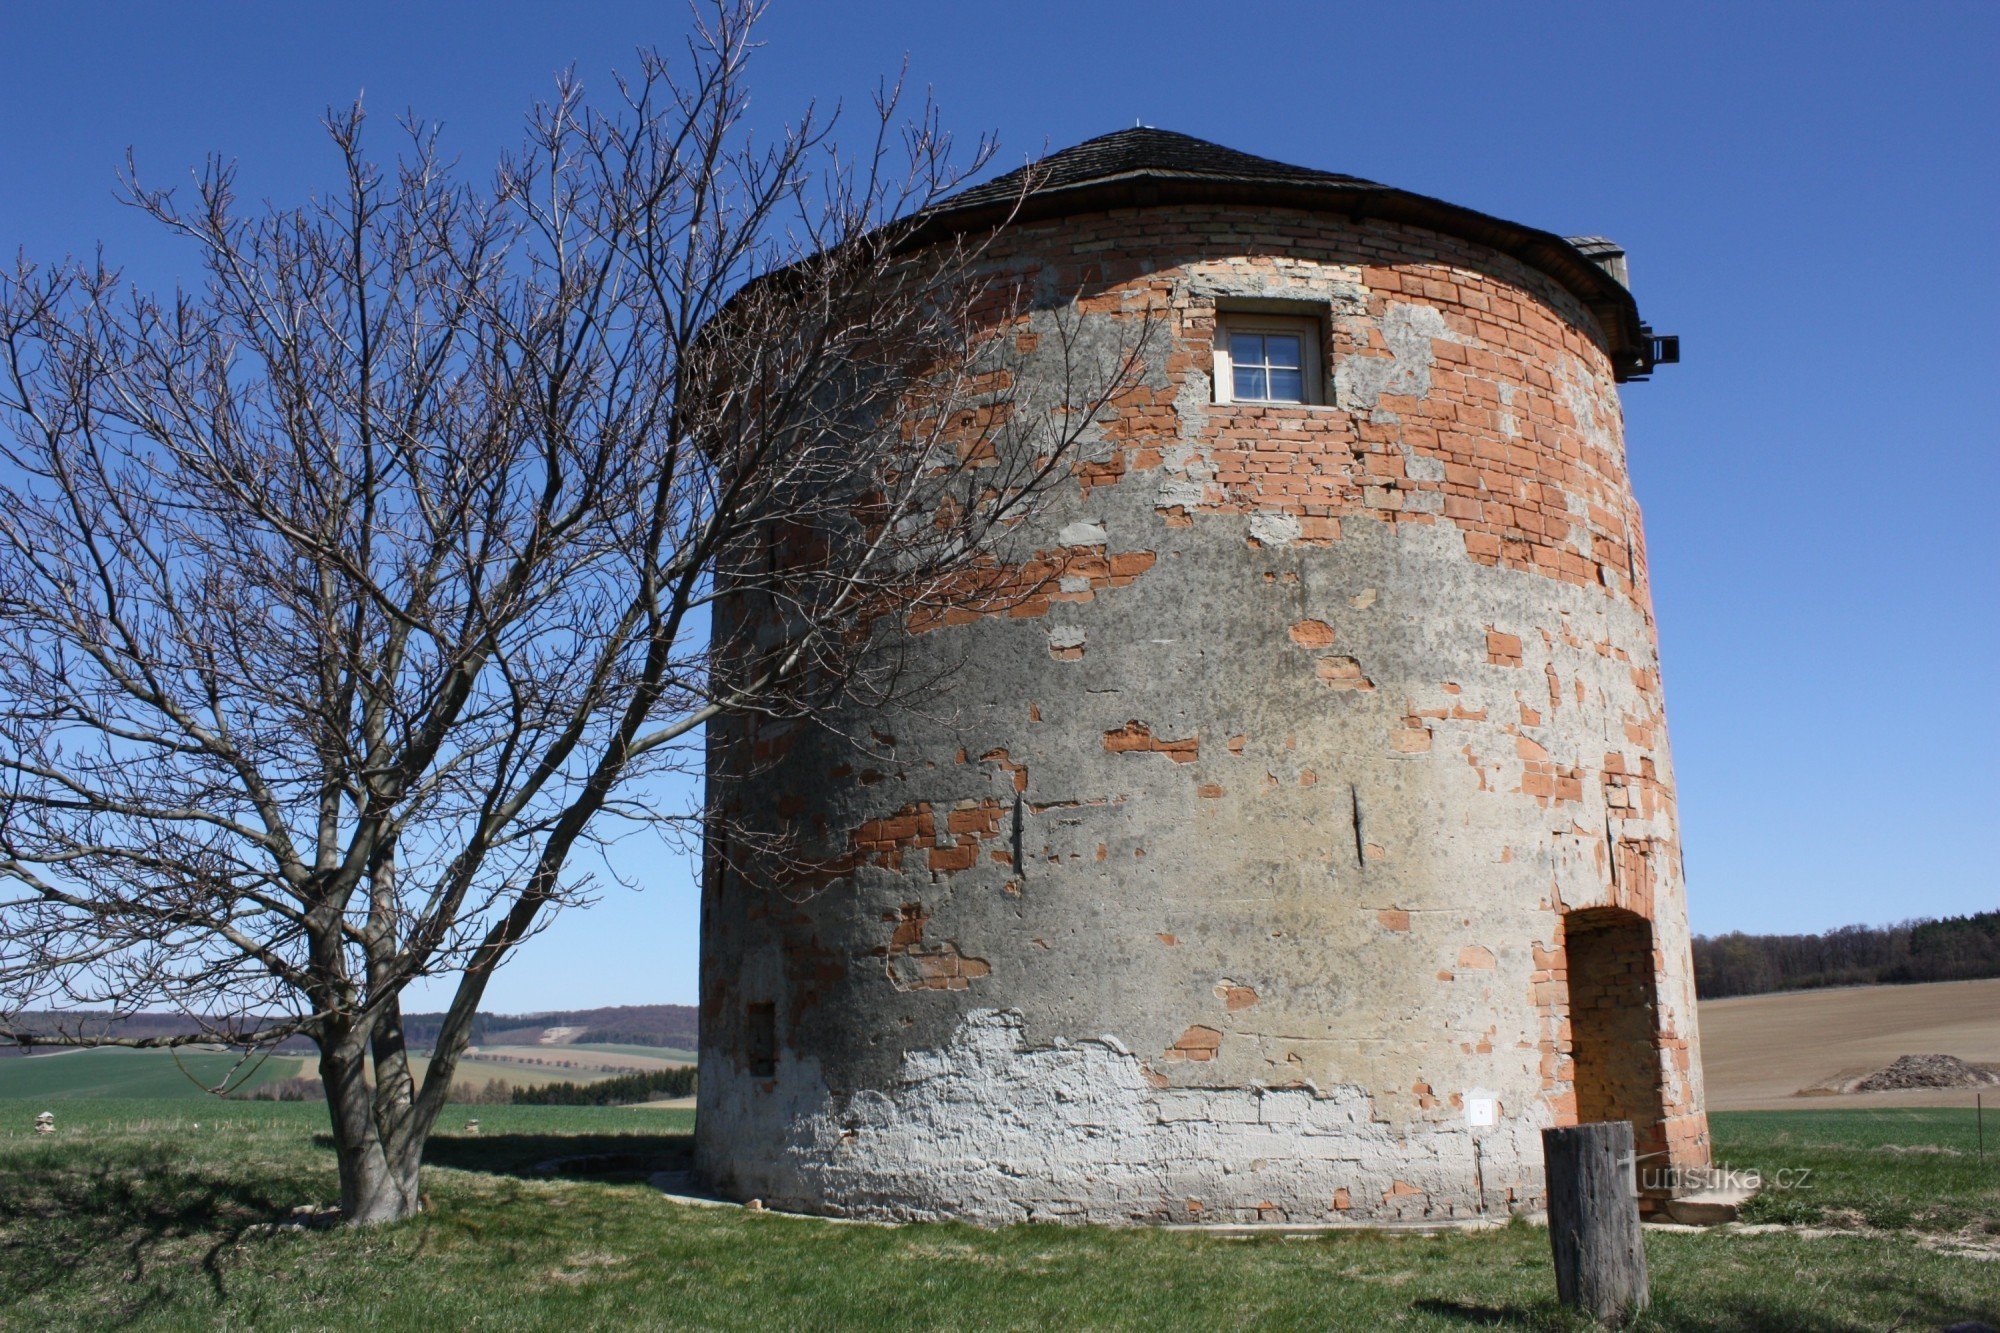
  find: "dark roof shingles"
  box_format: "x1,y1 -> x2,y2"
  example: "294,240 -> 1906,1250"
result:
938,127 -> 1378,212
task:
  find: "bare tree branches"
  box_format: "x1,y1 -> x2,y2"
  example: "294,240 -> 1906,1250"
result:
0,3 -> 1144,1224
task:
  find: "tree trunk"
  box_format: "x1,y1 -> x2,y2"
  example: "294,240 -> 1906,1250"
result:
331,1128 -> 424,1226
1543,1121 -> 1650,1325
319,1041 -> 427,1225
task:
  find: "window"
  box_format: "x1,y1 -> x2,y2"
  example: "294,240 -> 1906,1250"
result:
1212,314 -> 1323,405
746,1001 -> 777,1077
1231,330 -> 1304,402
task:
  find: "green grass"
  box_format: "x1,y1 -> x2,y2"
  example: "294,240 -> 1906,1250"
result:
1712,1107 -> 2000,1233
0,1100 -> 1993,1330
0,1049 -> 306,1099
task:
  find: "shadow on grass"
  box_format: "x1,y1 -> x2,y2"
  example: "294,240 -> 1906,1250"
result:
0,1141 -> 298,1316
415,1130 -> 694,1183
1411,1298 -> 1543,1326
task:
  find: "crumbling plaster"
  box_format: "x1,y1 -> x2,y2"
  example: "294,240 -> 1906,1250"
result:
698,204 -> 1708,1225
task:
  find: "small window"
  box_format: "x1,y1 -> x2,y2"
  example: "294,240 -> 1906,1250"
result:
1213,314 -> 1323,405
746,1001 -> 777,1077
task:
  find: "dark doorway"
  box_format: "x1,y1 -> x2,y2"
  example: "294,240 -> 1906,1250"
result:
1563,907 -> 1668,1172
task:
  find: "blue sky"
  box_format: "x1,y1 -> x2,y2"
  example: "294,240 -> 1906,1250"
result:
3,3 -> 1993,1012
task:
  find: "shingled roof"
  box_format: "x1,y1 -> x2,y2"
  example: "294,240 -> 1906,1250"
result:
938,127 -> 1378,212
913,128 -> 1664,381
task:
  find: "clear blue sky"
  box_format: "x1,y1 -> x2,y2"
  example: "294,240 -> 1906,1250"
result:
3,3 -> 1993,1013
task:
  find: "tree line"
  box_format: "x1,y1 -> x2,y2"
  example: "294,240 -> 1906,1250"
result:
239,1067 -> 696,1106
242,1075 -> 518,1105
509,1066 -> 697,1106
1692,910 -> 2000,998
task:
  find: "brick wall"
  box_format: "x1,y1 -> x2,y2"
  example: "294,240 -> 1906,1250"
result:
1563,909 -> 1669,1170
957,204 -> 1658,617
697,199 -> 1710,1223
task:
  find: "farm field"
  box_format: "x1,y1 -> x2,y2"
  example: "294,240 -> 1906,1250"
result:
412,1043 -> 696,1093
465,1043 -> 695,1072
0,1041 -> 698,1102
1698,976 -> 2000,1111
568,1042 -> 700,1065
0,1099 -> 1994,1330
0,1048 -> 307,1100
399,1055 -> 570,1093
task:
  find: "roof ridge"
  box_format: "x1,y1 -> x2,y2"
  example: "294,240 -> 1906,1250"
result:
938,128 -> 1377,214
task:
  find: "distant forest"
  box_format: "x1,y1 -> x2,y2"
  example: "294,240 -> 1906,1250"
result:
1693,910 -> 2000,998
511,1066 -> 697,1106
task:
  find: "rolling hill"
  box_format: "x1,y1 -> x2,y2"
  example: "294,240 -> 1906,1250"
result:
1697,975 -> 2000,1110
0,1048 -> 307,1099
12,981 -> 1996,1116
3,1002 -> 699,1057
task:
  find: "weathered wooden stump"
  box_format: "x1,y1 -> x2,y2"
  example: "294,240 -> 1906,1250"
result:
1542,1121 -> 1650,1324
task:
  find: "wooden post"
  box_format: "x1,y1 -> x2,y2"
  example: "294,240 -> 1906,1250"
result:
1542,1121 -> 1650,1324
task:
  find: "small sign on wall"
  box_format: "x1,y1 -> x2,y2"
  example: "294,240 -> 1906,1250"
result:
1466,1092 -> 1498,1127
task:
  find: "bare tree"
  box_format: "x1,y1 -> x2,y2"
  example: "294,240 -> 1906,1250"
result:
0,2 -> 1147,1224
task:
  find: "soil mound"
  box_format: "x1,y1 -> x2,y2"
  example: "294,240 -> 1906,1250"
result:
1852,1053 -> 2000,1092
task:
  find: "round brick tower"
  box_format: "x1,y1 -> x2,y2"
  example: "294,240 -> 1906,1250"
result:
697,129 -> 1708,1224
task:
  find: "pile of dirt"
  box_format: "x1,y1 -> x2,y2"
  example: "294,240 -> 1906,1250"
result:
1851,1053 -> 2000,1092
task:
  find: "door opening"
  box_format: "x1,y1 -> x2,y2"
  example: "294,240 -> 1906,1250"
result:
1562,907 -> 1668,1181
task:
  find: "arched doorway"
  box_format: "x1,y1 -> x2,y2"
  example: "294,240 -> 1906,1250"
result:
1563,907 -> 1669,1176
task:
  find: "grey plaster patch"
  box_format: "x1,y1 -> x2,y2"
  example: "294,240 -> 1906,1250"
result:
1336,304 -> 1467,409
1403,449 -> 1448,483
739,1009 -> 1539,1225
1559,356 -> 1622,461
1188,269 -> 1370,316
1249,512 -> 1304,547
1059,521 -> 1109,547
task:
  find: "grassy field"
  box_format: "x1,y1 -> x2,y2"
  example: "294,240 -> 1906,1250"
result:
0,1101 -> 1994,1330
403,1054 -> 607,1093
1720,1107 -> 2000,1234
0,1049 -> 307,1100
461,1043 -> 696,1072
0,1041 -> 698,1102
408,1042 -> 699,1092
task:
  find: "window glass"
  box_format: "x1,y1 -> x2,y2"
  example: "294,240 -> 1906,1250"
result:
1228,328 -> 1307,403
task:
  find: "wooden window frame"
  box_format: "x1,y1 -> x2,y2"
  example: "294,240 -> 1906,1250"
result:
1212,311 -> 1325,406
